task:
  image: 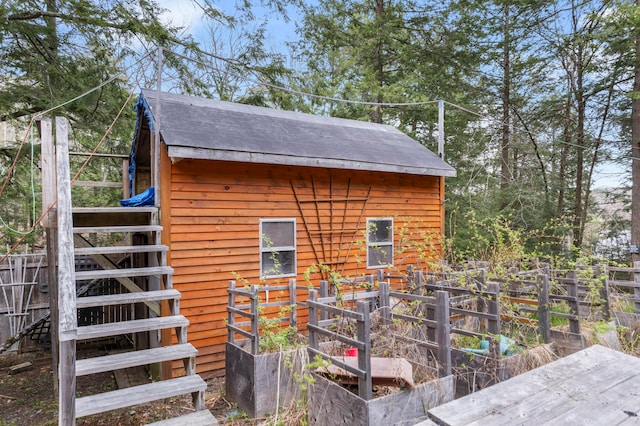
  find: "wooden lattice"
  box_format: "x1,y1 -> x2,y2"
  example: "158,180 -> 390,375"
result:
291,177 -> 370,277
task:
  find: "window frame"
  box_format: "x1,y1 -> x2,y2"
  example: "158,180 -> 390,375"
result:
259,218 -> 297,279
366,217 -> 394,269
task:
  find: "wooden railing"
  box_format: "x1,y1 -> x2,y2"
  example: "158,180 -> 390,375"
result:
226,279 -> 325,354
307,281 -> 452,400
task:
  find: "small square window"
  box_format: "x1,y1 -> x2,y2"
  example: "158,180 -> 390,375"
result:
260,219 -> 296,278
366,218 -> 393,268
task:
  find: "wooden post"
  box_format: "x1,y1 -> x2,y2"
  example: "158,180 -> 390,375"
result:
289,278 -> 297,330
475,269 -> 487,319
379,281 -> 390,326
541,262 -> 551,277
39,118 -> 59,396
365,274 -> 374,289
413,270 -> 423,294
438,100 -> 445,159
250,284 -> 259,355
55,117 -> 76,426
406,264 -> 414,292
122,158 -> 130,199
228,280 -> 236,345
308,290 -> 318,351
356,300 -> 372,400
594,264 -> 610,321
46,223 -> 58,398
566,271 -> 580,334
537,274 -> 550,344
487,282 -> 501,357
366,274 -> 375,311
319,280 -> 328,321
153,46 -> 162,207
39,118 -> 56,228
420,271 -> 435,341
633,261 -> 640,315
435,290 -> 451,377
508,266 -> 519,296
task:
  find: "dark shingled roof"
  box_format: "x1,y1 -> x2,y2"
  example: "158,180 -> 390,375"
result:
140,90 -> 456,177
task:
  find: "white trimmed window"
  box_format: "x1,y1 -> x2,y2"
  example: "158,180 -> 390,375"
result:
260,219 -> 296,278
366,218 -> 393,268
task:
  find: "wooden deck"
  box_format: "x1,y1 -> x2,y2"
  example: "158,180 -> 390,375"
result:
426,345 -> 640,425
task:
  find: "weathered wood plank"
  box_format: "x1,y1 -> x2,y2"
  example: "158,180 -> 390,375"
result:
75,375 -> 206,418
39,118 -> 55,228
551,371 -> 640,425
76,289 -> 180,308
74,266 -> 173,281
468,356 -> 640,425
73,225 -> 162,233
428,345 -> 637,426
146,410 -> 218,426
55,116 -> 76,426
72,206 -> 157,214
76,315 -> 188,340
74,244 -> 167,256
71,180 -> 122,188
76,344 -> 197,376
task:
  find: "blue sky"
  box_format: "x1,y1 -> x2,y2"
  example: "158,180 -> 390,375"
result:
157,0 -> 299,52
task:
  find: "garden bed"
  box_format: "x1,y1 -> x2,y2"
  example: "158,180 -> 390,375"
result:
225,339 -> 307,418
451,343 -> 557,397
307,371 -> 454,426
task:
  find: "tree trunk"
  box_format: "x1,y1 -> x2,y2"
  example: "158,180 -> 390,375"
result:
557,91 -> 571,218
632,0 -> 640,263
501,4 -> 511,196
573,64 -> 585,248
581,82 -> 613,243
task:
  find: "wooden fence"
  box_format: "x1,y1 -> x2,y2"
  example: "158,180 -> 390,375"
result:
605,262 -> 640,327
0,252 -> 48,348
226,279 -> 326,355
306,281 -> 451,400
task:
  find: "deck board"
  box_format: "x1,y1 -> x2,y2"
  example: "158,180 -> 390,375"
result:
428,345 -> 640,426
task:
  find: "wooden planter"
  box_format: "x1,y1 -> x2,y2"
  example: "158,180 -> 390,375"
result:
451,343 -> 557,397
307,372 -> 454,426
225,340 -> 306,418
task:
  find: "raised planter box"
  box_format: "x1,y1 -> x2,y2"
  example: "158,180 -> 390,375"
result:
451,343 -> 558,397
307,372 -> 454,426
225,340 -> 306,418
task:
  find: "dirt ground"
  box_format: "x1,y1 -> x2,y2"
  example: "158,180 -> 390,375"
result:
0,349 -> 267,426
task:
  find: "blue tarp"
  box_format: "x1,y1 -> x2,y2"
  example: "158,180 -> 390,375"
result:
128,93 -> 157,198
120,187 -> 155,207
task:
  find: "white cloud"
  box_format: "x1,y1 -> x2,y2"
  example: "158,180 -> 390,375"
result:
156,0 -> 204,33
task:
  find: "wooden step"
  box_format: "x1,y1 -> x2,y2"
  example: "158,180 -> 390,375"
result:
73,207 -> 158,214
73,225 -> 162,234
76,315 -> 189,341
77,289 -> 181,308
74,244 -> 168,256
75,375 -> 206,418
73,207 -> 158,228
76,343 -> 197,376
75,266 -> 173,281
146,410 -> 218,425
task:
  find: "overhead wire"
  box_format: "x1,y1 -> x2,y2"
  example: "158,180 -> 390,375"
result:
0,53 -> 155,263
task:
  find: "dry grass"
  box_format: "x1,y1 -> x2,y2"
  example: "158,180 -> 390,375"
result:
504,343 -> 558,376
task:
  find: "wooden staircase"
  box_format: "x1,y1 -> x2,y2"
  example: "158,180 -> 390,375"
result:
70,207 -> 216,425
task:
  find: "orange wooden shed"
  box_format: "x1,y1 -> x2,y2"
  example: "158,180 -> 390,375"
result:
129,90 -> 456,377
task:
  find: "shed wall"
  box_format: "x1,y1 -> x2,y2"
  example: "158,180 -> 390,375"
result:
167,159 -> 443,376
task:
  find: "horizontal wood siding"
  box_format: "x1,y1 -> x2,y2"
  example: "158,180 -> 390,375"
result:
169,159 -> 443,376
